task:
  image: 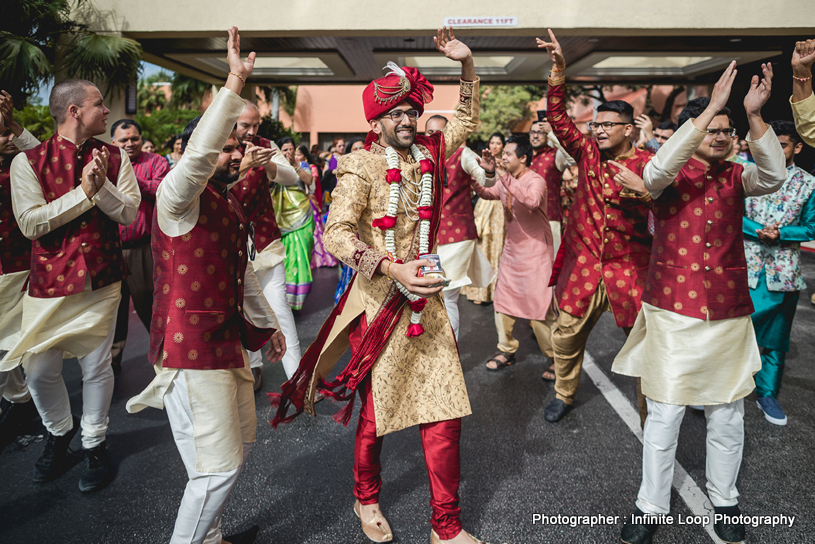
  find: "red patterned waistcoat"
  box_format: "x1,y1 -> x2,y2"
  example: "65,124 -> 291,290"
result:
0,159 -> 30,275
230,136 -> 282,253
547,82 -> 653,327
644,157 -> 752,320
23,135 -> 125,298
438,147 -> 478,245
149,184 -> 274,370
531,146 -> 563,223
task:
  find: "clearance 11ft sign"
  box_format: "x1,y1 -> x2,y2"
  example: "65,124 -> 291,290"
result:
443,16 -> 519,27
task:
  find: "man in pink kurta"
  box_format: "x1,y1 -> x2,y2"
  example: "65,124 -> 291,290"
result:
473,136 -> 555,369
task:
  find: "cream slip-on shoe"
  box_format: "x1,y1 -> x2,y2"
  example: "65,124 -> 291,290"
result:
354,499 -> 393,542
431,529 -> 489,544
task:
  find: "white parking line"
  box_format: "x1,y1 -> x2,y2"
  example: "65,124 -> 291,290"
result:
582,352 -> 723,543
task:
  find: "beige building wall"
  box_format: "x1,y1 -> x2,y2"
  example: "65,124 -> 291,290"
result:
96,1 -> 812,35
277,84 -> 464,148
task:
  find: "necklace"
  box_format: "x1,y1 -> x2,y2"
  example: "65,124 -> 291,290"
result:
371,145 -> 434,337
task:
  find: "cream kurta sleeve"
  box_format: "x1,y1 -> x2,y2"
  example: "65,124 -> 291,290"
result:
461,146 -> 494,187
790,92 -> 815,147
741,126 -> 787,196
11,146 -> 139,240
441,78 -> 481,158
547,132 -> 576,171
12,154 -> 94,240
11,128 -> 40,151
641,119 -> 708,198
242,263 -> 279,330
156,87 -> 246,238
268,144 -> 298,186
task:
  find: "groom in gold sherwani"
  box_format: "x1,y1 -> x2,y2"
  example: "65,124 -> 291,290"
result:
271,28 -> 489,544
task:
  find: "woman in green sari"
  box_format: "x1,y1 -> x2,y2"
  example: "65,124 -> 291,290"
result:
275,137 -> 316,310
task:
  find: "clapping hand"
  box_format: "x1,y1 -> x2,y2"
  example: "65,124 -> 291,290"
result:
743,63 -> 773,117
0,91 -> 20,136
241,143 -> 273,171
536,29 -> 566,71
81,147 -> 110,199
756,223 -> 780,244
634,114 -> 654,145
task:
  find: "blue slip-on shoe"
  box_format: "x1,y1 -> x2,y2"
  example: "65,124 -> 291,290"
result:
756,396 -> 787,426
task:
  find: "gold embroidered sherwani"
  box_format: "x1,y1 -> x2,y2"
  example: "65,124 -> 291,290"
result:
310,79 -> 479,437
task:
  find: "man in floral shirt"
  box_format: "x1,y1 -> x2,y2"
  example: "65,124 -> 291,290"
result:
744,120 -> 815,426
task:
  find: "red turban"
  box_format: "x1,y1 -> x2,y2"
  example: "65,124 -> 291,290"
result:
363,62 -> 434,122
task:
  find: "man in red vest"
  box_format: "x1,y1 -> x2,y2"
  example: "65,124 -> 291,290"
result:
612,61 -> 786,544
126,27 -> 284,544
230,100 -> 301,389
537,30 -> 654,423
3,77 -> 140,492
425,114 -> 494,340
0,92 -> 41,437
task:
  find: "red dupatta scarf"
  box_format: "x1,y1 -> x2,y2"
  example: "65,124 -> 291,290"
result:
269,131 -> 446,428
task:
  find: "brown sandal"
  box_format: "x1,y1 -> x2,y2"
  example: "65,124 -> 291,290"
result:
485,351 -> 515,371
541,363 -> 556,382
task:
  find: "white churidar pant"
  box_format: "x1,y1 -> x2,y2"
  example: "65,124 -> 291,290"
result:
442,287 -> 462,341
247,262 -> 301,378
22,323 -> 116,449
165,369 -> 252,544
0,365 -> 31,406
636,398 -> 744,515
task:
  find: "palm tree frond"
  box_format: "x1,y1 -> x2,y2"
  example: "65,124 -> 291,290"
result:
64,33 -> 143,97
0,33 -> 53,94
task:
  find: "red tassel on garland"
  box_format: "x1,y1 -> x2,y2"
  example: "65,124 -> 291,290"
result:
417,206 -> 432,220
419,159 -> 433,175
372,215 -> 397,230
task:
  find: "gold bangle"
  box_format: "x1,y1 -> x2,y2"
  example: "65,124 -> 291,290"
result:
228,71 -> 245,84
793,74 -> 813,83
385,260 -> 392,279
551,65 -> 565,73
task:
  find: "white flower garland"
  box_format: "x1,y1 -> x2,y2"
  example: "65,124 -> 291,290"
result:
383,145 -> 433,336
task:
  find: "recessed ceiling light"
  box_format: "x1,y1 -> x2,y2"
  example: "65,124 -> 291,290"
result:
730,38 -> 742,43
588,38 -> 600,43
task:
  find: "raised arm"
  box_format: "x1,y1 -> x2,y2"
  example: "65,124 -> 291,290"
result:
741,63 -> 786,197
790,39 -> 815,146
156,27 -> 254,234
639,62 -> 738,197
537,30 -> 588,162
435,27 -> 480,156
461,146 -> 495,187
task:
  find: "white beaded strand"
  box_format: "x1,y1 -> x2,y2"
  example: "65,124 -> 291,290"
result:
382,145 -> 434,331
